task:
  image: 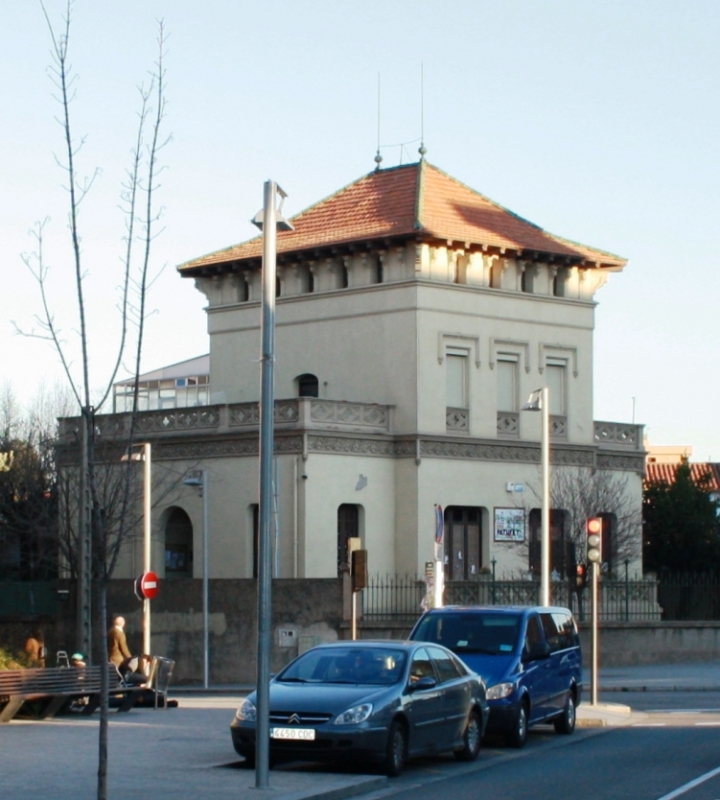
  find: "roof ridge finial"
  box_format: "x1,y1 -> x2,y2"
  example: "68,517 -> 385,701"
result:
375,73 -> 383,171
418,62 -> 427,161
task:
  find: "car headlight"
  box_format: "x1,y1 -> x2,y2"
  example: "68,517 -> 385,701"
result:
333,703 -> 373,725
235,698 -> 257,722
486,682 -> 514,700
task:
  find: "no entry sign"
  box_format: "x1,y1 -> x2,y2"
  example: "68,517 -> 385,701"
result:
134,571 -> 159,601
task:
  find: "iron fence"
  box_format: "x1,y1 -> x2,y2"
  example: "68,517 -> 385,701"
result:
655,573 -> 720,620
361,574 -> 663,622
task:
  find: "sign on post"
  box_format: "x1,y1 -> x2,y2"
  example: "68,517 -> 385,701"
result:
134,571 -> 159,601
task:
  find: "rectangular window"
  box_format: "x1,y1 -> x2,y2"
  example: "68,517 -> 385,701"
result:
446,349 -> 468,409
545,360 -> 566,416
496,358 -> 517,412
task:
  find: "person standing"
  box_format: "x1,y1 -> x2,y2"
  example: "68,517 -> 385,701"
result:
108,616 -> 132,668
24,628 -> 46,667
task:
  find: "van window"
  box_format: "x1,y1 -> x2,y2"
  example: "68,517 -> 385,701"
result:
540,612 -> 578,652
412,611 -> 522,656
524,615 -> 544,656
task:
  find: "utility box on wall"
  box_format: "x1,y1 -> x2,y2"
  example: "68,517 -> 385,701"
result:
277,628 -> 298,648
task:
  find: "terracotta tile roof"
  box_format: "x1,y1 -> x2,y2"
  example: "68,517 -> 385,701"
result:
179,161 -> 627,273
645,463 -> 720,491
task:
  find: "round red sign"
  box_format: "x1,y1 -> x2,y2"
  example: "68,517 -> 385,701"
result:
136,571 -> 159,600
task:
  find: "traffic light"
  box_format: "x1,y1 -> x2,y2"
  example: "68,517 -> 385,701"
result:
575,563 -> 587,589
586,517 -> 602,564
351,549 -> 368,592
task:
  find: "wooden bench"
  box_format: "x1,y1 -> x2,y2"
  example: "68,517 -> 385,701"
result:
0,665 -> 140,722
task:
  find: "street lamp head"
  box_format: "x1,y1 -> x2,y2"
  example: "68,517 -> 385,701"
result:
251,182 -> 295,232
522,389 -> 543,412
183,476 -> 202,487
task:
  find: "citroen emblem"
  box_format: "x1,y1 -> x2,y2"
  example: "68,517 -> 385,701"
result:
288,713 -> 301,724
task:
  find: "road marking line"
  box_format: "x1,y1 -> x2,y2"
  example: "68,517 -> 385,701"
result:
632,723 -> 666,727
695,722 -> 720,727
656,764 -> 720,800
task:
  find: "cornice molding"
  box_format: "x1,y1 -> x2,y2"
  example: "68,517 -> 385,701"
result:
74,429 -> 642,473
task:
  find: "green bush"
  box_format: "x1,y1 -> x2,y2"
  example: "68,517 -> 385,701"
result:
0,645 -> 33,670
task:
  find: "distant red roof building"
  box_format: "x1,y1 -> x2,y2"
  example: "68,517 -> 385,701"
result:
645,462 -> 720,492
179,161 -> 626,275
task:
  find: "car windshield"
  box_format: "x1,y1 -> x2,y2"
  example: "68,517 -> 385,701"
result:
278,646 -> 407,685
413,612 -> 522,656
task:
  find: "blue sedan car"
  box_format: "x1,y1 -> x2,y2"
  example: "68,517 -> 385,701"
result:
410,606 -> 582,747
231,640 -> 488,776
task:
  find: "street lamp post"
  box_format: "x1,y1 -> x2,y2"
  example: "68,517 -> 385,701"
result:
123,443 -> 152,656
184,470 -> 209,689
522,388 -> 550,607
252,180 -> 293,789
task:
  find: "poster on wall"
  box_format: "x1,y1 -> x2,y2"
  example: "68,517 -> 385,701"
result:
494,508 -> 525,542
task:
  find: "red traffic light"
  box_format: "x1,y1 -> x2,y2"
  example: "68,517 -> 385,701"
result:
575,564 -> 587,588
586,517 -> 602,535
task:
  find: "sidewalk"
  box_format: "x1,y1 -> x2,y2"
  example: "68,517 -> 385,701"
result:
585,661 -> 720,693
575,660 -> 720,728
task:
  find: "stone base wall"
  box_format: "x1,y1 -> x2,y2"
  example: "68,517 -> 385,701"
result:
3,581 -> 720,680
0,578 -> 345,684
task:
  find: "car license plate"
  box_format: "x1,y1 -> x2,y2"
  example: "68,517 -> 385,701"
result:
270,727 -> 316,740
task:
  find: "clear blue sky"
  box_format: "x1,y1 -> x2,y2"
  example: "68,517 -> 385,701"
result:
2,1 -> 719,458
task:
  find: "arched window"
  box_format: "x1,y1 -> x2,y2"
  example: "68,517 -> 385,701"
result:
296,373 -> 319,398
164,507 -> 193,579
337,504 -> 359,576
521,268 -> 533,293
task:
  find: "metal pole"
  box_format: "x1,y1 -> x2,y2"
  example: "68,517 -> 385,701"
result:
202,470 -> 209,689
77,406 -> 92,660
256,180 -> 278,789
540,387 -> 550,607
143,443 -> 152,658
433,561 -> 444,608
351,592 -> 357,640
624,558 -> 630,622
590,560 -> 599,705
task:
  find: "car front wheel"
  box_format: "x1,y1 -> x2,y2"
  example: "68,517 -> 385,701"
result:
455,710 -> 482,761
384,720 -> 407,777
506,702 -> 528,748
554,693 -> 576,735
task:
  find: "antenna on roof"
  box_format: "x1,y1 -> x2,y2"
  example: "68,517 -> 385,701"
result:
418,62 -> 427,161
374,73 -> 383,171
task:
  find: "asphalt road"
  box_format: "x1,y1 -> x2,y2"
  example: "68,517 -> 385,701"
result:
350,692 -> 720,800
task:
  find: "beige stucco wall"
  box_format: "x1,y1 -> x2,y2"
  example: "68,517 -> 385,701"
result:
104,243 -> 640,586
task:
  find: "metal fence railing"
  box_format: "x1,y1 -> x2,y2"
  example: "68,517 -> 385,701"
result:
361,574 -> 663,622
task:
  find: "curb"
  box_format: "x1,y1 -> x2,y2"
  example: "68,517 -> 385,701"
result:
293,777 -> 388,800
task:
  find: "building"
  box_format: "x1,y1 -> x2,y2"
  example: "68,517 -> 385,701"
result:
68,159 -> 645,588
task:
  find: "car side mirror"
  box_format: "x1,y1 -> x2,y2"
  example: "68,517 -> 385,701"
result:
408,676 -> 437,692
523,641 -> 551,661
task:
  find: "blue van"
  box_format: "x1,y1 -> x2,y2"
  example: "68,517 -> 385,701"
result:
409,605 -> 582,747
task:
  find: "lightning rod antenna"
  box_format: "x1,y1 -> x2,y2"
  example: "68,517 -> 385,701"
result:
419,62 -> 427,160
374,73 -> 383,171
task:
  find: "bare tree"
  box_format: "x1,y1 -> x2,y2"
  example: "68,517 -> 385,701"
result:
14,4 -> 169,797
514,467 -> 642,581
